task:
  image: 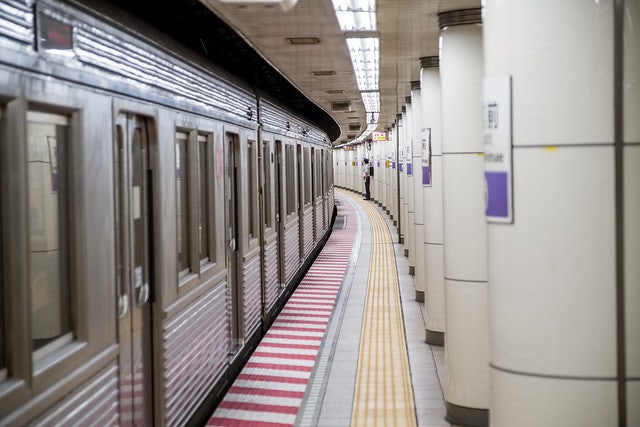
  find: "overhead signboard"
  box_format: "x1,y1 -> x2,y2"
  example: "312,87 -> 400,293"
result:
372,131 -> 386,141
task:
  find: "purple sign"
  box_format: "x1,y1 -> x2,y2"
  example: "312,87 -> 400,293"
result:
485,171 -> 509,218
406,163 -> 412,176
422,166 -> 430,186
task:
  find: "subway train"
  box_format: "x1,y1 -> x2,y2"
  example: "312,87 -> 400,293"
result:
0,0 -> 335,425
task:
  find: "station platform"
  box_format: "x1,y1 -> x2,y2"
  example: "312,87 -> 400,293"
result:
207,189 -> 453,427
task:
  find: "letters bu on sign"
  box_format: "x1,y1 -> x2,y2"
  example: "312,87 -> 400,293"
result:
483,75 -> 513,223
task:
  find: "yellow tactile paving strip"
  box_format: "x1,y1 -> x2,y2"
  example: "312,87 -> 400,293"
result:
347,191 -> 417,427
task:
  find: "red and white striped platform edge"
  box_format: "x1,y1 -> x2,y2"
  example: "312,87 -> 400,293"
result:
208,194 -> 356,427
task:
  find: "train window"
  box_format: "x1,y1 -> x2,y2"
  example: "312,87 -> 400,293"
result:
285,145 -> 295,215
26,111 -> 73,356
197,134 -> 211,264
175,132 -> 191,277
319,151 -> 325,196
248,140 -> 257,239
303,147 -> 311,207
296,145 -> 303,211
312,149 -> 318,201
0,107 -> 4,377
263,141 -> 273,229
37,11 -> 74,57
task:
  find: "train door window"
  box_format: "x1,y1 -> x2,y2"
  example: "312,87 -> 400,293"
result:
263,140 -> 273,229
0,107 -> 4,379
175,131 -> 191,278
311,148 -> 317,201
197,133 -> 212,265
296,145 -> 303,210
303,147 -> 311,207
26,111 -> 73,357
247,139 -> 257,239
285,144 -> 295,216
320,151 -> 325,196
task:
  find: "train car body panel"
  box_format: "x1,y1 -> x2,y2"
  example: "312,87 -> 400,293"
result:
0,1 -> 334,425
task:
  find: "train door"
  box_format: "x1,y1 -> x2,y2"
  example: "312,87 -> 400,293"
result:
114,113 -> 155,426
275,140 -> 284,288
225,132 -> 242,350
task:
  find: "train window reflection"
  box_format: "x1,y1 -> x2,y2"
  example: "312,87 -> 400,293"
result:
27,111 -> 72,353
175,132 -> 190,277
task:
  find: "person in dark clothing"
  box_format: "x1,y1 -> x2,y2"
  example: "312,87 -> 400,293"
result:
363,158 -> 370,200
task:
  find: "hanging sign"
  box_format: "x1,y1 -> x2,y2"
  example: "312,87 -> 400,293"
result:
372,131 -> 387,141
483,75 -> 513,223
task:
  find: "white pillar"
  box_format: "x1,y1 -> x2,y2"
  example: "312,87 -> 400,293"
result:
420,56 -> 445,346
390,123 -> 399,225
399,113 -> 408,246
405,99 -> 416,272
411,82 -> 426,301
483,1 -> 640,426
439,8 -> 490,426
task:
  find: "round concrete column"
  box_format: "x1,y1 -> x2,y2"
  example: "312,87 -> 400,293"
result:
439,9 -> 489,427
405,99 -> 417,272
391,121 -> 399,225
396,115 -> 409,244
484,1 -> 640,426
420,56 -> 445,346
399,112 -> 409,246
411,82 -> 426,301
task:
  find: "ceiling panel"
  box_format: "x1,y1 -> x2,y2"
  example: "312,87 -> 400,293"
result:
200,0 -> 479,144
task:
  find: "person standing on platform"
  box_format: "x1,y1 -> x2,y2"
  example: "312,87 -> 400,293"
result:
362,158 -> 371,200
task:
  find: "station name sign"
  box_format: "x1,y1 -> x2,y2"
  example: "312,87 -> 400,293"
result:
483,75 -> 513,223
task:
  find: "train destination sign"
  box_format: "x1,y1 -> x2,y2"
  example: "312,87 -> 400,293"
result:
483,75 -> 513,223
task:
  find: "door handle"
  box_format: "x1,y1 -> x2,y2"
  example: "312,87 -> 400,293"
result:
118,294 -> 129,318
137,283 -> 150,306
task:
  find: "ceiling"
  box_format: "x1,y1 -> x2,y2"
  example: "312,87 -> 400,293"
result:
199,0 -> 479,145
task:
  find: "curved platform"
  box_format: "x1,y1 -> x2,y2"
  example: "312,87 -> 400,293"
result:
208,189 -> 451,426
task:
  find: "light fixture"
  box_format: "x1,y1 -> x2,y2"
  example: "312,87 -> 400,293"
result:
360,91 -> 379,113
331,0 -> 376,31
346,38 -> 379,91
331,0 -> 380,143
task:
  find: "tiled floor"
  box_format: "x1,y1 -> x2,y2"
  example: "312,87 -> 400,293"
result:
302,190 -> 452,426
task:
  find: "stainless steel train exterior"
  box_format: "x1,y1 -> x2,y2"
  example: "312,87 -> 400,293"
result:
0,0 -> 335,425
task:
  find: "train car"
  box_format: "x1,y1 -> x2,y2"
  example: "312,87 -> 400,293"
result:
0,0 -> 334,425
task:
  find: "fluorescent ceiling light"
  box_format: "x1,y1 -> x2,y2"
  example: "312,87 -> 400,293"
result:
346,38 -> 379,92
360,91 -> 379,113
331,1 -> 380,142
331,0 -> 376,31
